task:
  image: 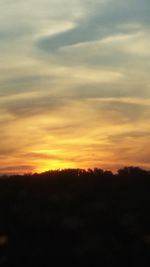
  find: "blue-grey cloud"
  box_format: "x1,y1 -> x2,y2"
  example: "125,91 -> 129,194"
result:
37,0 -> 150,53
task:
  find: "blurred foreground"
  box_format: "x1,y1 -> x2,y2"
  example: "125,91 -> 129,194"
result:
0,167 -> 150,266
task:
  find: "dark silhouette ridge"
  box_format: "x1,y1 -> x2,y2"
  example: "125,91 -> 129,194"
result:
0,166 -> 150,266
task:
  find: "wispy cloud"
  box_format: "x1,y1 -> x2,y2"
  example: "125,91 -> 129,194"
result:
0,0 -> 149,173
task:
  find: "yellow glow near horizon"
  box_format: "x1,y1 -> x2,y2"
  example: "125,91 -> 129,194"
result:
36,161 -> 77,173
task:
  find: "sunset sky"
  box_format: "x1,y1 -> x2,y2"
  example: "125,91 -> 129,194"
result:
0,0 -> 150,174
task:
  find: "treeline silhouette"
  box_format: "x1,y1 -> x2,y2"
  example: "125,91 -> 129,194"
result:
0,166 -> 150,266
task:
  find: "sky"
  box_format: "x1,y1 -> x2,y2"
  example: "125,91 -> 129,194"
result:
0,0 -> 150,174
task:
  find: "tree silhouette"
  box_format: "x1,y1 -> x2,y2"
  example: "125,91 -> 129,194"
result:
0,166 -> 149,266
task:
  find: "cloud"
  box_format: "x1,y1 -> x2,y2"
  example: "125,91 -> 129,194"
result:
100,31 -> 150,57
0,93 -> 65,118
0,0 -> 150,173
108,130 -> 150,141
0,165 -> 35,175
88,99 -> 150,126
37,0 -> 150,53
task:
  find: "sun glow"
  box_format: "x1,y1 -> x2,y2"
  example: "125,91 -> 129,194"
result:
36,160 -> 77,173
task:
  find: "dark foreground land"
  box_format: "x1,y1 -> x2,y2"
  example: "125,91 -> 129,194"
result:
0,167 -> 150,266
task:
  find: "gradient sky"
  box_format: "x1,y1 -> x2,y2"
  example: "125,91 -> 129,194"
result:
0,0 -> 150,174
